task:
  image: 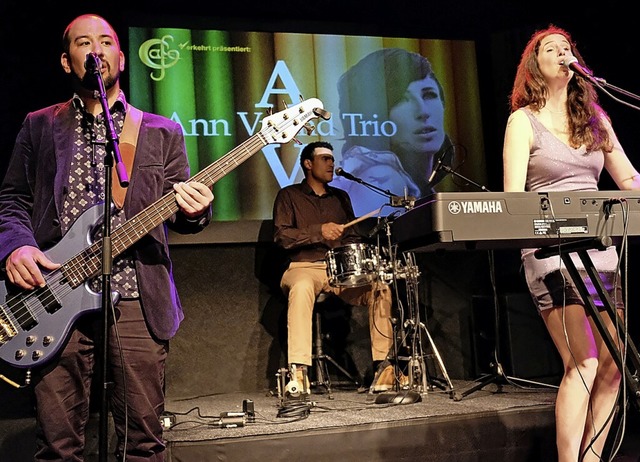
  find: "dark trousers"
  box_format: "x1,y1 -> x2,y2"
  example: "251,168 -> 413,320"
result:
33,299 -> 168,462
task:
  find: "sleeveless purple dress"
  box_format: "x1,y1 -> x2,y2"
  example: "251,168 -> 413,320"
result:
519,108 -> 623,312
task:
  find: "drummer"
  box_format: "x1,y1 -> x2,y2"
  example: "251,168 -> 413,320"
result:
273,140 -> 395,398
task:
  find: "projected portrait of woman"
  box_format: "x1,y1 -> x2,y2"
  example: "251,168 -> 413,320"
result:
333,48 -> 454,217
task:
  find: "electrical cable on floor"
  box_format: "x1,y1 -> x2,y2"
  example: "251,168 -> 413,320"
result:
276,400 -> 313,419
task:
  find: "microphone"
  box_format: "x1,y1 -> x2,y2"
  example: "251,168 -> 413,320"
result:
561,56 -> 594,80
367,212 -> 398,238
367,217 -> 390,238
427,150 -> 448,184
84,52 -> 101,73
335,167 -> 362,183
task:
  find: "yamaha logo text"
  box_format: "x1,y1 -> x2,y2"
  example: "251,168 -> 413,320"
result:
448,200 -> 504,214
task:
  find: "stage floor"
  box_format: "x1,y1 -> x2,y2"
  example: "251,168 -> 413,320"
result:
160,379 -> 640,462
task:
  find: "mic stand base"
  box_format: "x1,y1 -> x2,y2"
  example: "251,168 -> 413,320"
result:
374,390 -> 422,405
451,362 -> 560,401
452,251 -> 557,401
451,370 -> 505,402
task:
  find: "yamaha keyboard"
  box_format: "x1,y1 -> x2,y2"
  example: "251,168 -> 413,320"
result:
391,191 -> 640,252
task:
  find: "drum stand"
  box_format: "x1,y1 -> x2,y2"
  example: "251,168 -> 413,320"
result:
396,251 -> 453,393
373,223 -> 453,398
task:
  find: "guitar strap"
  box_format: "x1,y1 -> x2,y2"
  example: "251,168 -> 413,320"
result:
112,105 -> 143,209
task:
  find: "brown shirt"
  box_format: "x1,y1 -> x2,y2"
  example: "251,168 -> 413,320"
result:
273,181 -> 361,262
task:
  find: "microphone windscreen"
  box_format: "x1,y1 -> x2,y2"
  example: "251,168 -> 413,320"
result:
84,53 -> 100,72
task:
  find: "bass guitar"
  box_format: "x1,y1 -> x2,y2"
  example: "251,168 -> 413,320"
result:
0,98 -> 330,369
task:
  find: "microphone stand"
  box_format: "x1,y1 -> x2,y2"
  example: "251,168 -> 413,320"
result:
427,160 -> 509,400
589,74 -> 640,112
337,170 -> 417,210
434,149 -> 558,400
428,165 -> 491,192
86,56 -> 129,462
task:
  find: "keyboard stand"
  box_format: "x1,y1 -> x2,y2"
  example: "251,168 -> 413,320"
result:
535,237 -> 640,411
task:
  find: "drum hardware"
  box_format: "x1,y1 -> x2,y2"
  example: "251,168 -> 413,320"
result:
275,366 -> 309,406
378,258 -> 420,283
274,367 -> 314,418
370,213 -> 454,397
325,243 -> 381,288
330,166 -> 456,396
311,293 -> 361,399
392,251 -> 453,394
322,206 -> 454,397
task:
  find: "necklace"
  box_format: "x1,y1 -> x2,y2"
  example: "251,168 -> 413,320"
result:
544,106 -> 565,114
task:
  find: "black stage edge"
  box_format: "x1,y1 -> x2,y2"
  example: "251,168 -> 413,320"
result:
167,408 -> 554,462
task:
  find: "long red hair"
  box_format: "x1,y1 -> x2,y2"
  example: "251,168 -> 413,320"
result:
509,25 -> 612,152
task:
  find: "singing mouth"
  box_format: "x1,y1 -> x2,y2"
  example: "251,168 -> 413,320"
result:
414,126 -> 437,135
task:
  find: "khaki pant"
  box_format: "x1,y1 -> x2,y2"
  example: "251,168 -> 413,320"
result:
280,261 -> 393,366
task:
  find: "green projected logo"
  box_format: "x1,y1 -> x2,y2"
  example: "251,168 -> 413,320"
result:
138,35 -> 180,81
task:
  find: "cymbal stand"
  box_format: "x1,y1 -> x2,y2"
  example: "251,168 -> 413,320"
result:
400,251 -> 453,393
378,224 -> 453,394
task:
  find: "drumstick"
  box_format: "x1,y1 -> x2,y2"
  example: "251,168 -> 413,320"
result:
343,207 -> 382,229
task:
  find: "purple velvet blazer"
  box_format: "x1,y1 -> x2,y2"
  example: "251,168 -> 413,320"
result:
0,99 -> 211,340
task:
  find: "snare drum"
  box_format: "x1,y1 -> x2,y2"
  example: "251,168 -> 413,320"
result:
325,243 -> 380,288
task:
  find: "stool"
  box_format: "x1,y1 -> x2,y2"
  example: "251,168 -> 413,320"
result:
312,292 -> 360,398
